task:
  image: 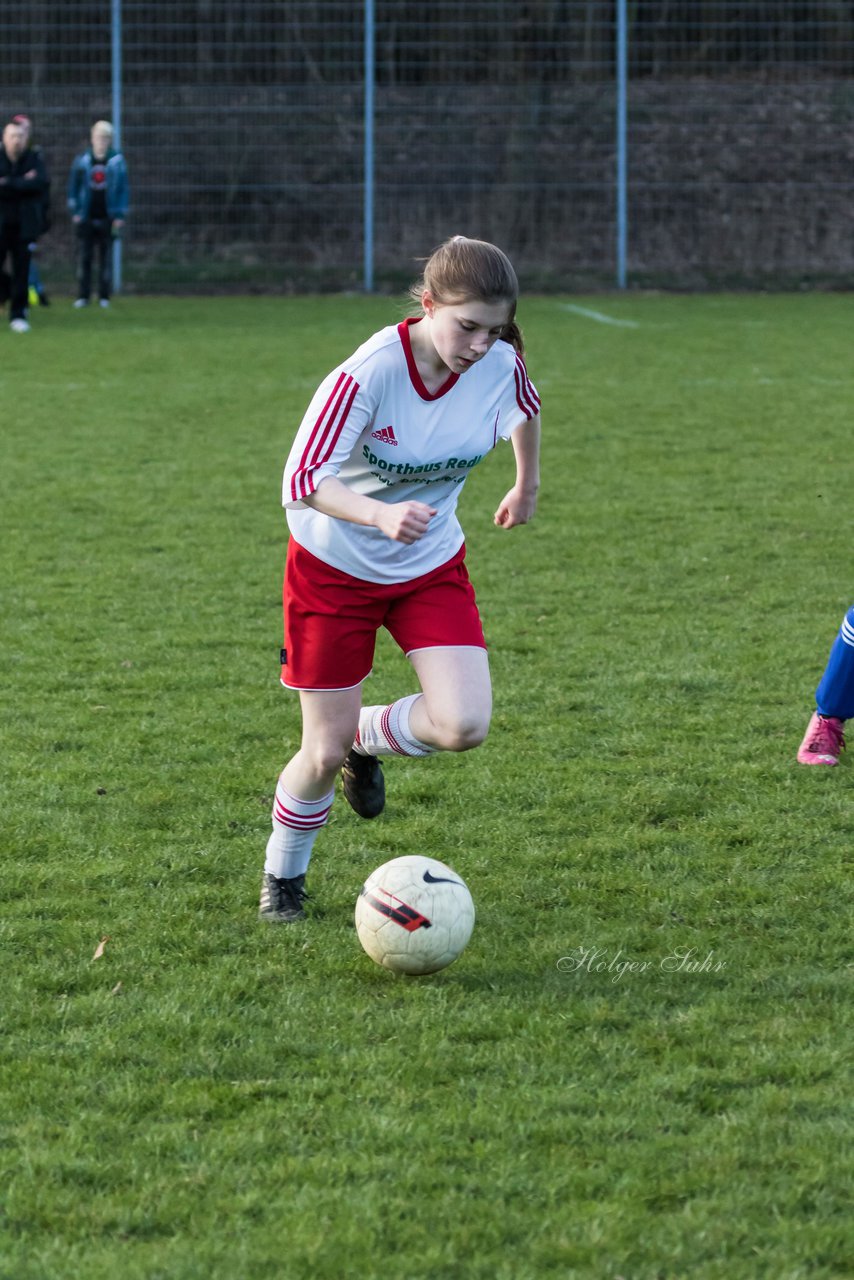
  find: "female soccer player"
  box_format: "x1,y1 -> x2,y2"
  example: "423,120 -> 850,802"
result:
796,605 -> 854,765
260,235 -> 541,922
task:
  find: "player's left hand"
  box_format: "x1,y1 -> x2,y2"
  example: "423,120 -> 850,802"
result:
493,486 -> 537,529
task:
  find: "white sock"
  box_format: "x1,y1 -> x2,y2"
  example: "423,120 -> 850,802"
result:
353,693 -> 436,758
264,780 -> 334,880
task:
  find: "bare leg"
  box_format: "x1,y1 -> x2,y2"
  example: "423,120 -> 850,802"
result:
260,685 -> 365,917
281,685 -> 363,798
407,646 -> 492,751
341,649 -> 491,821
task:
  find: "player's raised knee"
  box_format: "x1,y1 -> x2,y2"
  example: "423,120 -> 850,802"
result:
433,710 -> 490,752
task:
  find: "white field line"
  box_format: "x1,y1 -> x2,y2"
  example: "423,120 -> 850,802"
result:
560,303 -> 640,328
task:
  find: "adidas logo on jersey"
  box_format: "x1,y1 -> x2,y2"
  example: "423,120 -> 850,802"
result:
371,425 -> 398,445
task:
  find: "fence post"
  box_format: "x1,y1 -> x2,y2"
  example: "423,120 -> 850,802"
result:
363,0 -> 375,293
111,0 -> 123,294
616,0 -> 628,289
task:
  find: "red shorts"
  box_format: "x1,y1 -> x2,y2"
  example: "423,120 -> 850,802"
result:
281,539 -> 487,690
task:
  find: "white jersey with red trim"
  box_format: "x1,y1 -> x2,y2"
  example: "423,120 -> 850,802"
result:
282,318 -> 540,584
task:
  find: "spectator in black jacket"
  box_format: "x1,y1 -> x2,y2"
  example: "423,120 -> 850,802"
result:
12,114 -> 51,307
0,119 -> 49,332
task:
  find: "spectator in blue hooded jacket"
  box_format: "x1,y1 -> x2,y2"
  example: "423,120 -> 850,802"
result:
67,120 -> 129,308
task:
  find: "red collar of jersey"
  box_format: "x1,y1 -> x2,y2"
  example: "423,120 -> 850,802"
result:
397,318 -> 460,402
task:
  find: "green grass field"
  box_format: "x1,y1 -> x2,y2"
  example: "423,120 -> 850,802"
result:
1,293 -> 851,1279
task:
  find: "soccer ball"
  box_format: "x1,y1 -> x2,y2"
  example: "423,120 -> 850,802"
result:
355,855 -> 475,975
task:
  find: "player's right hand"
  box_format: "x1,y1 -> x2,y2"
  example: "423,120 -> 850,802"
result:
376,500 -> 437,544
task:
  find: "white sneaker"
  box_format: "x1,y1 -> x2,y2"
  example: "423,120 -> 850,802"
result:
99,299 -> 110,309
73,298 -> 88,309
9,318 -> 31,333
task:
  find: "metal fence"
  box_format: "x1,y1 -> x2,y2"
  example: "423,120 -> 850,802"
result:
3,2 -> 854,293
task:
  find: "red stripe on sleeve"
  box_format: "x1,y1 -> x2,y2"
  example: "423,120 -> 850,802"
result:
289,372 -> 360,502
514,355 -> 541,419
308,377 -> 358,473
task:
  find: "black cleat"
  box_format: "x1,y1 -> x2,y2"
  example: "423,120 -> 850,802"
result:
341,749 -> 385,819
258,872 -> 308,923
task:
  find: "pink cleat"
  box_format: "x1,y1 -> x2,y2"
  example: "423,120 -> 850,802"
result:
797,713 -> 845,766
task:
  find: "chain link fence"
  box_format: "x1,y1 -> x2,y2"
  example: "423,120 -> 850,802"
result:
2,2 -> 853,293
